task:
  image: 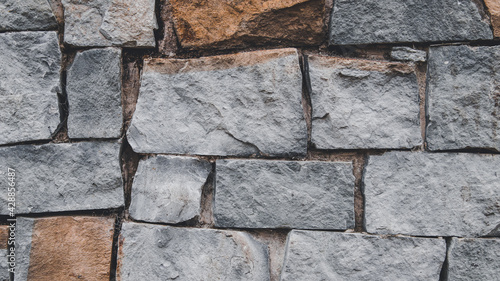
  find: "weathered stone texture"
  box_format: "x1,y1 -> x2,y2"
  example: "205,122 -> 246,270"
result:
309,55 -> 421,149
129,156 -> 212,224
169,0 -> 325,50
427,45 -> 500,151
448,238 -> 500,281
214,159 -> 354,229
127,48 -> 307,157
365,151 -> 500,237
0,31 -> 60,145
0,226 -> 8,280
62,0 -> 157,47
280,231 -> 445,281
15,216 -> 115,281
329,0 -> 493,45
118,222 -> 270,280
391,47 -> 427,62
485,0 -> 500,37
0,0 -> 57,31
0,142 -> 123,214
67,47 -> 122,138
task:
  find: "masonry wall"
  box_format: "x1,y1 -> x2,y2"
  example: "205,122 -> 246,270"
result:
1,0 -> 499,280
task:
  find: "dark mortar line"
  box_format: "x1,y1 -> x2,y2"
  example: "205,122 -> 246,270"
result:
439,237 -> 452,281
109,211 -> 124,281
119,138 -> 140,211
355,154 -> 368,232
0,139 -> 53,148
425,148 -> 499,154
298,50 -> 313,149
0,208 -> 123,221
198,163 -> 216,227
328,38 -> 500,51
153,0 -> 166,54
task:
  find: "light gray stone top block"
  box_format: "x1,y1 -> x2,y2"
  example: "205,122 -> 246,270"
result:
129,155 -> 212,224
67,47 -> 122,139
0,142 -> 124,214
365,151 -> 500,237
309,55 -> 421,149
280,230 -> 445,281
214,159 -> 354,229
391,47 -> 427,62
0,0 -> 57,31
448,238 -> 500,281
0,31 -> 60,145
63,0 -> 157,47
127,48 -> 307,157
118,222 -> 270,281
329,0 -> 493,45
427,45 -> 500,151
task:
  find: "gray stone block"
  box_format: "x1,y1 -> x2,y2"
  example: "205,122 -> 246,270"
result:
427,45 -> 500,151
67,47 -> 122,139
0,249 -> 8,281
280,230 -> 445,281
118,222 -> 270,281
129,155 -> 212,224
365,151 -> 500,237
448,238 -> 500,281
214,159 -> 354,229
13,217 -> 34,281
309,55 -> 421,149
62,0 -> 157,47
0,31 -> 60,145
0,0 -> 57,31
127,48 -> 307,157
0,142 -> 124,214
391,47 -> 427,62
329,0 -> 493,45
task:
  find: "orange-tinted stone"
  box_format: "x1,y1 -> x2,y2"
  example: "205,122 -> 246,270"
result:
0,226 -> 8,250
485,0 -> 500,37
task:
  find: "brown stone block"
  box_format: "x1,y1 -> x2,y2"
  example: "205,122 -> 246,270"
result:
485,0 -> 500,37
0,226 -> 8,250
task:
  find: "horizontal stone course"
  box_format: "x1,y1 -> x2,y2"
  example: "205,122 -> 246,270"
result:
448,238 -> 500,281
0,0 -> 57,31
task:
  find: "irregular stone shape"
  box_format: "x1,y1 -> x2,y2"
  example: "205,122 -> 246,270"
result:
448,238 -> 500,281
127,48 -> 307,157
485,0 -> 500,37
67,47 -> 122,138
280,230 -> 445,281
0,142 -> 123,214
0,226 -> 8,280
129,156 -> 212,224
117,222 -> 270,280
309,55 -> 421,149
427,45 -> 500,151
169,0 -> 325,50
391,47 -> 427,62
15,216 -> 115,281
214,159 -> 354,229
0,0 -> 57,31
329,0 -> 493,45
0,31 -> 60,145
62,0 -> 157,47
365,151 -> 500,237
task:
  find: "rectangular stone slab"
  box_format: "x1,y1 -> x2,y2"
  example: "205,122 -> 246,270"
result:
214,159 -> 355,229
280,231 -> 445,281
448,238 -> 500,281
127,48 -> 307,157
365,151 -> 500,237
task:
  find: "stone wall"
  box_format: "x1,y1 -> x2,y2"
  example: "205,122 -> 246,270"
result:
1,0 -> 499,280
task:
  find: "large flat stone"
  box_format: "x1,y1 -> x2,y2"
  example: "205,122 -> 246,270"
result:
0,31 -> 60,145
214,159 -> 354,229
485,0 -> 500,37
309,55 -> 421,149
129,155 -> 212,224
0,0 -> 57,31
117,222 -> 270,280
280,231 -> 445,281
365,151 -> 500,237
329,0 -> 493,45
127,48 -> 307,157
62,0 -> 157,47
426,45 -> 500,151
0,142 -> 124,214
448,238 -> 500,281
67,47 -> 122,138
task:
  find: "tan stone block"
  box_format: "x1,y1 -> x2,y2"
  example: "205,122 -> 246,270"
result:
0,226 -> 8,250
485,0 -> 500,37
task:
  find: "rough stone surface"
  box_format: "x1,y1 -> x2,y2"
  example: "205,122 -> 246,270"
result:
280,230 -> 445,281
0,226 -> 8,280
127,48 -> 307,157
329,0 -> 493,45
309,55 -> 421,149
485,0 -> 500,37
117,222 -> 270,280
448,237 -> 500,281
214,159 -> 355,229
0,142 -> 123,214
67,47 -> 122,138
129,155 -> 212,224
365,151 -> 500,237
0,31 -> 61,145
169,0 -> 325,50
0,0 -> 57,31
15,216 -> 115,281
391,47 -> 427,62
427,45 -> 500,151
62,0 -> 157,47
